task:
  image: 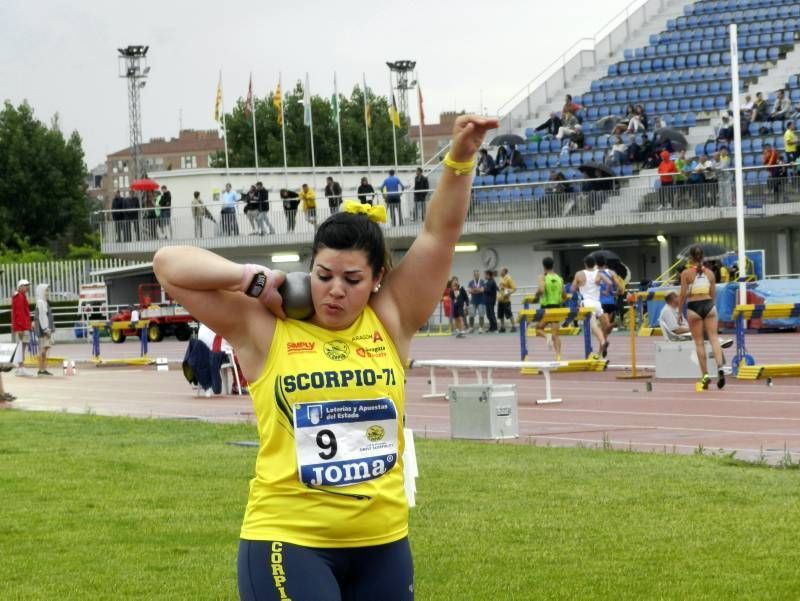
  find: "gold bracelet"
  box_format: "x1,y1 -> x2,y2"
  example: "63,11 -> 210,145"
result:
443,152 -> 476,176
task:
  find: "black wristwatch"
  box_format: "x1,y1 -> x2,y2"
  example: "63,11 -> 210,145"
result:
245,272 -> 268,298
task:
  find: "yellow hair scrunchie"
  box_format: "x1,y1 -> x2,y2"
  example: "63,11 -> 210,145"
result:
342,200 -> 387,224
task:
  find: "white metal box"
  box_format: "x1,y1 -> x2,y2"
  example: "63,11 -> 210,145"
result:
448,384 -> 519,440
655,341 -> 720,379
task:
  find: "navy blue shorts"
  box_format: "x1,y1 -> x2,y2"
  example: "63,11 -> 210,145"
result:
238,537 -> 414,601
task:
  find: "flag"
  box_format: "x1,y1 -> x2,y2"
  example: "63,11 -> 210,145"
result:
213,73 -> 223,123
417,84 -> 425,127
303,74 -> 312,127
244,74 -> 254,119
273,81 -> 283,127
329,93 -> 338,123
388,93 -> 401,128
365,100 -> 372,128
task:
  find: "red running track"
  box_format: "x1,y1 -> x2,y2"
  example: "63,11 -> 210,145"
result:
3,331 -> 799,464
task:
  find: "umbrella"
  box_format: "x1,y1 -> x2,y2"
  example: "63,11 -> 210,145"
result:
489,134 -> 525,147
578,162 -> 615,179
596,115 -> 621,134
655,128 -> 688,152
130,178 -> 160,192
677,242 -> 729,261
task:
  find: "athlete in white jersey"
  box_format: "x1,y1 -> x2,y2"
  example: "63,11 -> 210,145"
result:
570,255 -> 608,357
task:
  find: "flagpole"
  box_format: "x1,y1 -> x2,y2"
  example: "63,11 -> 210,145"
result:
334,72 -> 344,178
305,73 -> 317,189
416,70 -> 425,166
388,71 -> 398,169
250,72 -> 260,177
220,70 -> 230,175
279,72 -> 288,188
363,73 -> 372,175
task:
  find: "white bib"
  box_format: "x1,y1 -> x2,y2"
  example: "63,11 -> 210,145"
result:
293,398 -> 399,487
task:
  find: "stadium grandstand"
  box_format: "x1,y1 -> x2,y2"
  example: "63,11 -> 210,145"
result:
99,0 -> 800,287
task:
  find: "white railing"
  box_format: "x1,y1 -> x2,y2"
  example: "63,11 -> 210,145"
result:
94,165 -> 800,254
0,259 -> 133,302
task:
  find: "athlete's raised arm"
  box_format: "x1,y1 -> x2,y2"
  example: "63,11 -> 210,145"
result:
375,115 -> 498,340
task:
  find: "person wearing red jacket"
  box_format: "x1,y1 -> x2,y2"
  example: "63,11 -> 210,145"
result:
11,279 -> 32,375
657,150 -> 678,209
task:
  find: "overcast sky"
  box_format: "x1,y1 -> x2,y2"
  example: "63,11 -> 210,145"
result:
3,0 -> 632,168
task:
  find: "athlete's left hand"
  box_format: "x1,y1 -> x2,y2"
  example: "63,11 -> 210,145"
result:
450,115 -> 500,162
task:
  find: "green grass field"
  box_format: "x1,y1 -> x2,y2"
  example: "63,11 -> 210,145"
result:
2,411 -> 799,600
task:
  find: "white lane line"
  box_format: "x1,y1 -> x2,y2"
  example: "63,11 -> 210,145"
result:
526,407 -> 800,422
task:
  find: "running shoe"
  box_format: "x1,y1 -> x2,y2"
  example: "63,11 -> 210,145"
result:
37,370 -> 54,376
600,341 -> 610,358
716,369 -> 726,389
1,392 -> 15,402
720,338 -> 734,349
699,374 -> 711,390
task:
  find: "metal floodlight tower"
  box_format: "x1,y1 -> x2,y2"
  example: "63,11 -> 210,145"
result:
118,45 -> 150,180
386,60 -> 416,118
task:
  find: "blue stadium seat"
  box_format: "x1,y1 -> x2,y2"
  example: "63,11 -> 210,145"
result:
581,151 -> 593,163
773,121 -> 784,134
703,97 -> 715,110
535,156 -> 547,169
741,139 -> 752,152
686,113 -> 697,126
687,54 -> 699,68
533,187 -> 545,199
768,47 -> 779,61
622,164 -> 633,176
745,171 -> 758,185
498,190 -> 511,203
506,173 -> 518,184
758,170 -> 769,184
593,150 -> 605,162
624,48 -> 635,60
475,190 -> 490,203
525,127 -> 535,139
756,48 -> 767,62
510,189 -> 523,202
570,153 -> 582,167
672,113 -> 684,127
547,155 -> 559,168
487,190 -> 500,203
521,187 -> 533,200
752,138 -> 763,153
549,139 -> 561,152
743,154 -> 754,167
776,136 -> 785,151
495,173 -> 506,185
668,99 -> 680,112
691,98 -> 703,111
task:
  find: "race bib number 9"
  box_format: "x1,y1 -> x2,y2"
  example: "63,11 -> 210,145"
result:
293,398 -> 398,487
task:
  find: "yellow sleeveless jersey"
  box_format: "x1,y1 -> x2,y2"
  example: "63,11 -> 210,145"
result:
240,305 -> 408,548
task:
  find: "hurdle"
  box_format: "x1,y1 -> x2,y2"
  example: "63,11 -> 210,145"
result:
732,303 -> 800,379
408,358 -> 566,404
618,294 -> 652,380
90,320 -> 155,366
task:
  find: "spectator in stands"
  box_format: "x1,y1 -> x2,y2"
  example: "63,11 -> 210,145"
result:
715,115 -> 734,145
626,134 -> 642,164
324,176 -> 343,215
752,92 -> 769,122
569,125 -> 585,151
626,109 -> 645,134
299,183 -> 317,229
769,90 -> 792,122
535,112 -> 562,139
495,144 -> 509,173
509,144 -> 527,171
741,94 -> 754,123
254,181 -> 275,235
653,116 -> 668,130
562,94 -> 582,119
634,105 -> 648,131
556,110 -> 578,140
477,148 -> 497,176
674,149 -> 689,183
381,169 -> 404,226
784,121 -> 798,163
763,142 -> 782,201
657,150 -> 677,208
413,167 -> 429,222
608,136 -> 627,166
280,188 -> 300,232
357,177 -> 375,205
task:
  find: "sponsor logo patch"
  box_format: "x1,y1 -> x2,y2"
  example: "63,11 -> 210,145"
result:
324,340 -> 350,361
287,341 -> 315,354
366,425 -> 385,442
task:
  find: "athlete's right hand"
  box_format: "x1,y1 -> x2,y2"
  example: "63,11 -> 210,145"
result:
264,270 -> 287,319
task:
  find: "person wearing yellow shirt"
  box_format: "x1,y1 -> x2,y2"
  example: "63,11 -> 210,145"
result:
299,183 -> 317,229
784,121 -> 798,163
153,114 -> 499,601
497,266 -> 517,333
